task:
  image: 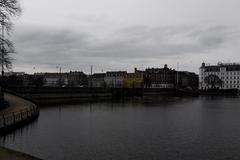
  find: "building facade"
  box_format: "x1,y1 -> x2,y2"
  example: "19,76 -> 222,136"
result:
124,68 -> 143,88
89,73 -> 106,88
144,65 -> 176,88
144,64 -> 198,89
199,62 -> 240,90
178,71 -> 199,90
42,73 -> 68,87
68,71 -> 87,87
104,71 -> 127,88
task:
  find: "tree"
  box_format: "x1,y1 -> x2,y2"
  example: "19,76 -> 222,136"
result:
204,74 -> 224,89
0,0 -> 21,75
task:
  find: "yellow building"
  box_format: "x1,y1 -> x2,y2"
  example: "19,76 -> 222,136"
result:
124,70 -> 143,88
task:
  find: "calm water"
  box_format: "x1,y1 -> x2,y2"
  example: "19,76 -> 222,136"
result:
1,96 -> 240,160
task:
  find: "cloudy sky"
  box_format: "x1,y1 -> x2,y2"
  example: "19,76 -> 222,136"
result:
9,0 -> 240,74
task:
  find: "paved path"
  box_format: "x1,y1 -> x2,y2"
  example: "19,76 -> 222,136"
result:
0,93 -> 34,115
0,147 -> 41,160
0,93 -> 40,160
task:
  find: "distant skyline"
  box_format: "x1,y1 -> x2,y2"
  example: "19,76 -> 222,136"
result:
10,0 -> 240,74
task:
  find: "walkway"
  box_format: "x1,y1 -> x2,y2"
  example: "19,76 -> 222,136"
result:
0,147 -> 41,160
0,93 -> 40,160
0,93 -> 33,115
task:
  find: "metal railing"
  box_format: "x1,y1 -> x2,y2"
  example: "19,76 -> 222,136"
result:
0,105 -> 39,129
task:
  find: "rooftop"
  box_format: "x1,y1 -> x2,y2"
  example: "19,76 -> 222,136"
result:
201,62 -> 240,72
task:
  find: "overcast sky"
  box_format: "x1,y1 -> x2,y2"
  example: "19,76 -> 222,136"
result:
10,0 -> 240,74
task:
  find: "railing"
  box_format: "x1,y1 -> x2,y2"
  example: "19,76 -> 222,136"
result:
0,105 -> 39,129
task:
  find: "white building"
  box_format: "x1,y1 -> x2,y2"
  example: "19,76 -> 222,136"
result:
199,62 -> 240,90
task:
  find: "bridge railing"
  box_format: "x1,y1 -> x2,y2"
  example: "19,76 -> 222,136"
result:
0,105 -> 39,129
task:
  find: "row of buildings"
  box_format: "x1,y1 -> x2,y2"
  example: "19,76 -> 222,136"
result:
3,64 -> 198,90
44,64 -> 198,90
3,62 -> 240,90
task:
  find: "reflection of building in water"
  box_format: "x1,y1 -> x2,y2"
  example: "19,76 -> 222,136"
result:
199,62 -> 240,89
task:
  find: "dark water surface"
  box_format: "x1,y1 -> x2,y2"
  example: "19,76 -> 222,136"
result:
1,96 -> 240,160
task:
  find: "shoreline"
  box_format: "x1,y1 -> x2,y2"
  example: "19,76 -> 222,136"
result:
3,87 -> 239,105
0,93 -> 41,159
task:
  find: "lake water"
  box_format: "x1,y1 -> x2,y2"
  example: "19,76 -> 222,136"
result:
1,96 -> 240,160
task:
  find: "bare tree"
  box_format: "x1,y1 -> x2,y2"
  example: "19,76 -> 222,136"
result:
204,74 -> 224,89
0,0 -> 21,75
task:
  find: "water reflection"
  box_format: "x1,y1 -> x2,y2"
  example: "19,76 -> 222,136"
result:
0,116 -> 39,145
1,96 -> 240,160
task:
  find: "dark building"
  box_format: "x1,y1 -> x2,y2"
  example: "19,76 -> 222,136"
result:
144,64 -> 176,88
88,73 -> 106,88
144,64 -> 198,90
178,71 -> 199,90
68,71 -> 88,87
2,73 -> 25,87
23,74 -> 44,87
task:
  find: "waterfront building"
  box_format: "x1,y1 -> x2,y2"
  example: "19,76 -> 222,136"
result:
178,71 -> 199,90
43,73 -> 68,87
144,64 -> 198,89
144,64 -> 176,88
199,62 -> 240,89
104,71 -> 127,88
23,74 -> 44,87
88,73 -> 106,88
1,73 -> 25,87
124,68 -> 143,88
68,71 -> 88,87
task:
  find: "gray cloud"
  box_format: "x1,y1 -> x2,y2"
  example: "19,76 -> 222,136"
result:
12,24 -> 239,73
